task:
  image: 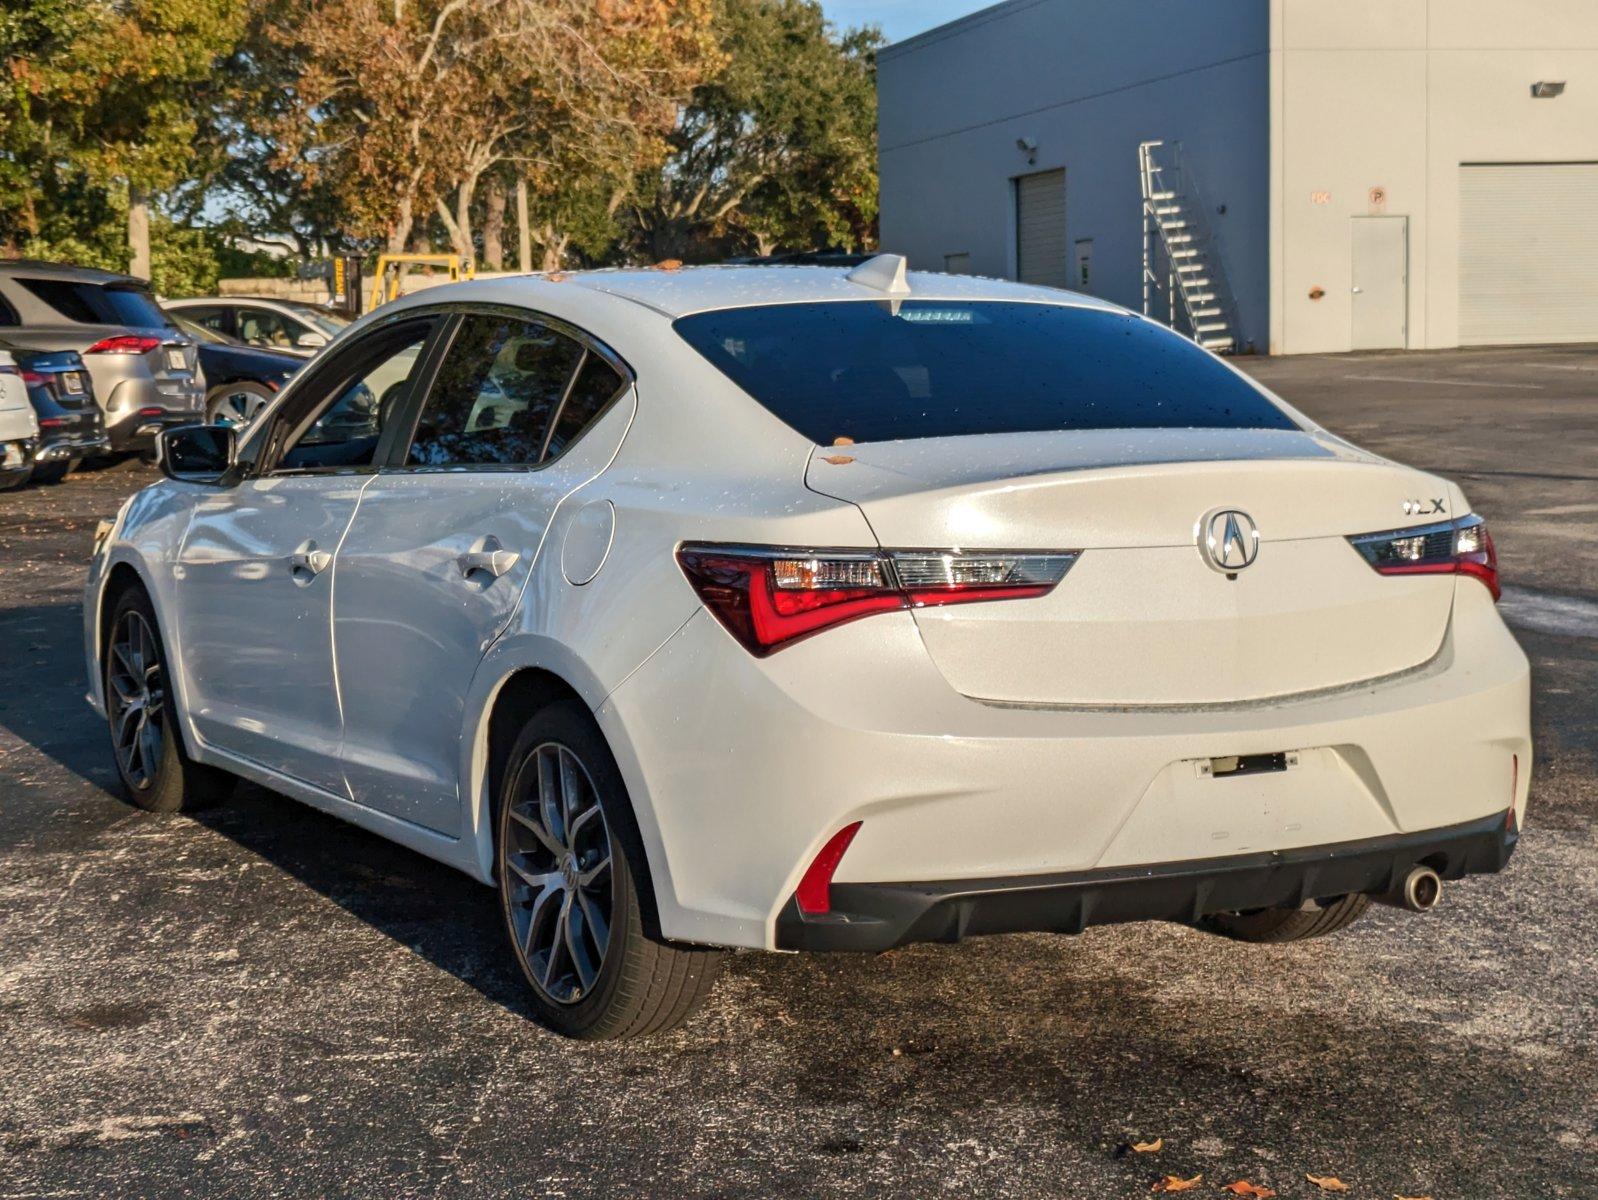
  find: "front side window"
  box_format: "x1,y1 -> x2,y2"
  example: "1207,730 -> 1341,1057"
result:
673,301 -> 1296,445
236,308 -> 299,350
406,315 -> 584,467
276,328 -> 430,472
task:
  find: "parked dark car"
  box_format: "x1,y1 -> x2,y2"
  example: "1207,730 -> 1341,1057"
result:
0,260 -> 202,455
0,340 -> 109,483
170,315 -> 303,426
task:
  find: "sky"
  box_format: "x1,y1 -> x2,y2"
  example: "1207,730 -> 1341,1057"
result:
821,0 -> 994,44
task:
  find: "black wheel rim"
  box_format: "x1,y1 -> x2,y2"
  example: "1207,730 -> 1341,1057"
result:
107,610 -> 165,791
502,743 -> 614,1005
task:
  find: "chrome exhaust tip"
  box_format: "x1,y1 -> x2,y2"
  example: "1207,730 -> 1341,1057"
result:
1379,865 -> 1442,912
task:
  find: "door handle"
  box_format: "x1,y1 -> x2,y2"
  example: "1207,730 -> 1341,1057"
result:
289,540 -> 332,583
457,536 -> 519,580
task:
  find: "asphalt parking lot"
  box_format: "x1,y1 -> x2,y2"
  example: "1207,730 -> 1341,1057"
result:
1,344 -> 1595,1198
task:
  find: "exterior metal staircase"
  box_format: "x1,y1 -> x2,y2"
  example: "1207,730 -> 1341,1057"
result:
1139,140 -> 1239,354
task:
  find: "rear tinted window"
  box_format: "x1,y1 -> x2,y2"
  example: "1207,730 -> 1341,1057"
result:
673,301 -> 1294,444
17,278 -> 173,329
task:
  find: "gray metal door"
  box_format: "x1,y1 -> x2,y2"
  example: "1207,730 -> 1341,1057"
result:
1460,163 -> 1598,345
1351,216 -> 1408,350
1015,169 -> 1067,288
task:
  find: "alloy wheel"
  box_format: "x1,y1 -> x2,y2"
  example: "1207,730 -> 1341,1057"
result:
107,611 -> 165,791
208,388 -> 269,426
503,743 -> 614,1004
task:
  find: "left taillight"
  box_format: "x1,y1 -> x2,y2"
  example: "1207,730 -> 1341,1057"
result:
1348,515 -> 1499,600
676,543 -> 1078,656
85,335 -> 162,355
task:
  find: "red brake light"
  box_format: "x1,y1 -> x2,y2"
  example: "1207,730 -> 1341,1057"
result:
85,335 -> 162,355
795,821 -> 862,915
1347,515 -> 1499,601
677,544 -> 1077,655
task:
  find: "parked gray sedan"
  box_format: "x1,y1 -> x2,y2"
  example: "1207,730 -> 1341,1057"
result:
0,261 -> 202,455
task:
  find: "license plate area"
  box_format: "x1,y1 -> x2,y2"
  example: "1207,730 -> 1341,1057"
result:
1198,750 -> 1299,779
62,371 -> 85,394
165,347 -> 187,372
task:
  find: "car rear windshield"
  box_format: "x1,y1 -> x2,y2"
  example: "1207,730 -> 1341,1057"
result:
17,278 -> 174,329
672,301 -> 1295,444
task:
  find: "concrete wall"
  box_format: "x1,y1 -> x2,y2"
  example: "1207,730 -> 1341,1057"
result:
1270,0 -> 1598,353
878,0 -> 1271,350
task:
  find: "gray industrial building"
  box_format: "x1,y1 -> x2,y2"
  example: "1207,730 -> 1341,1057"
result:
877,0 -> 1598,354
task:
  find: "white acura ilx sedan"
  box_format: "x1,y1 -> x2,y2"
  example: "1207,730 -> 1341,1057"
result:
84,258 -> 1530,1039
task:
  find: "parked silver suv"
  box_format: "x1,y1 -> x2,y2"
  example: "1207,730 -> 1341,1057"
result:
0,261 -> 202,454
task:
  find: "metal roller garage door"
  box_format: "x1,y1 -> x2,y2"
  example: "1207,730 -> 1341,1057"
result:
1015,169 -> 1068,289
1459,163 -> 1598,345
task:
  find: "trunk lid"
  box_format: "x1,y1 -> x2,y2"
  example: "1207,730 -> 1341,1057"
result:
807,429 -> 1458,706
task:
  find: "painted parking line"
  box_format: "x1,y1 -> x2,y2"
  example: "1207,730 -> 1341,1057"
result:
1342,373 -> 1544,390
1498,586 -> 1598,639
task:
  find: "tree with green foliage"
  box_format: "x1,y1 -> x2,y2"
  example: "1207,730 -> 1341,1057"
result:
632,0 -> 881,261
1,0 -> 245,280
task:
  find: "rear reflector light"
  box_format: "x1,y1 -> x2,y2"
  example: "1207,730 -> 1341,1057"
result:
39,417 -> 66,428
677,544 -> 1078,655
1347,515 -> 1499,600
85,335 -> 162,355
795,821 -> 862,915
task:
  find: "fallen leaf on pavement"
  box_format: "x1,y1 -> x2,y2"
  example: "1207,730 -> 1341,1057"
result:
1306,1176 -> 1350,1192
1132,1138 -> 1164,1153
1150,1175 -> 1202,1193
1394,1195 -> 1435,1200
1221,1184 -> 1276,1198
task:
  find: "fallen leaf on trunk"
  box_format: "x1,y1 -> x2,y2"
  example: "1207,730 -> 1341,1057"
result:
1306,1176 -> 1350,1192
1221,1183 -> 1276,1198
1150,1175 -> 1202,1193
1132,1138 -> 1164,1153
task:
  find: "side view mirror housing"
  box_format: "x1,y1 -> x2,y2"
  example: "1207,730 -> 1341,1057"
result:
296,330 -> 329,350
158,423 -> 237,484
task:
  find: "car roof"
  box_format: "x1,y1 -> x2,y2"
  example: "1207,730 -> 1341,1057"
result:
0,258 -> 143,286
448,263 -> 1124,321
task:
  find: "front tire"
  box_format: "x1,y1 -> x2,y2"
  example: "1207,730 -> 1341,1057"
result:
496,700 -> 722,1039
1202,893 -> 1370,943
206,381 -> 274,427
104,587 -> 233,813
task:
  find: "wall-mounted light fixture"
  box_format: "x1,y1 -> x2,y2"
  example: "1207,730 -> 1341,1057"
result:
1531,81 -> 1566,98
1015,136 -> 1037,165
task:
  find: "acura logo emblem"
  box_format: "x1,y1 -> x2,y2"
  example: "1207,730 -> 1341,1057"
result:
1198,508 -> 1260,573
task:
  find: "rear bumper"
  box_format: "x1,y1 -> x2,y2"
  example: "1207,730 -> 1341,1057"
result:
37,429 -> 110,462
776,810 -> 1517,951
105,409 -> 195,451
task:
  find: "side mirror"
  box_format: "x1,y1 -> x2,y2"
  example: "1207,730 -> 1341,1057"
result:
158,424 -> 237,484
295,330 -> 329,350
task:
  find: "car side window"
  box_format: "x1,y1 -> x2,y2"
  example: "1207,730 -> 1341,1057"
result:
405,315 -> 583,467
275,327 -> 430,472
237,307 -> 297,350
184,307 -> 230,336
544,354 -> 625,460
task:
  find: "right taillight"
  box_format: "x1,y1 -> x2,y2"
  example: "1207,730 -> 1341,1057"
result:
84,335 -> 162,355
676,544 -> 1078,656
1348,515 -> 1498,600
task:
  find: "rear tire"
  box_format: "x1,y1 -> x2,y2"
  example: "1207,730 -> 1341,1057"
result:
104,586 -> 234,813
30,460 -> 70,485
496,700 -> 722,1039
1202,893 -> 1370,943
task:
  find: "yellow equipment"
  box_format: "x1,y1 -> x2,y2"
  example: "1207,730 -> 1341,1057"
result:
368,253 -> 474,311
